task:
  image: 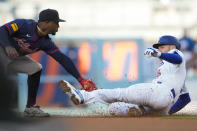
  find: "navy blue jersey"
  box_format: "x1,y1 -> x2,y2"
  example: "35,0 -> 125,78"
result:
0,19 -> 58,55
0,19 -> 81,79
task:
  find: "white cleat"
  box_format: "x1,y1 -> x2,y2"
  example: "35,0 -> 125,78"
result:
59,80 -> 84,105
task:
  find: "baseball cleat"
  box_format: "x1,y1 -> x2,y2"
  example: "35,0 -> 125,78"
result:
24,105 -> 50,117
59,80 -> 84,105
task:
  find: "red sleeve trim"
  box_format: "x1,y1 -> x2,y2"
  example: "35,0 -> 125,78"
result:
4,24 -> 12,35
48,49 -> 59,54
32,22 -> 36,41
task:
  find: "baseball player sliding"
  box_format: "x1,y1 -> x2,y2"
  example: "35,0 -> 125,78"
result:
59,35 -> 191,116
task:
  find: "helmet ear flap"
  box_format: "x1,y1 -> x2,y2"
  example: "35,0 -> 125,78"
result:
176,43 -> 181,50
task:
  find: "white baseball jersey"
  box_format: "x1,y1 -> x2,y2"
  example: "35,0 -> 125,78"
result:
152,49 -> 187,96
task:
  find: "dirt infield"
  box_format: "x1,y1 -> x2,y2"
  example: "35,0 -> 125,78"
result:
28,116 -> 197,131
1,116 -> 197,131
37,102 -> 197,131
64,117 -> 197,131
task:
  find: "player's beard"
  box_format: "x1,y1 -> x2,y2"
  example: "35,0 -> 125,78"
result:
51,29 -> 58,35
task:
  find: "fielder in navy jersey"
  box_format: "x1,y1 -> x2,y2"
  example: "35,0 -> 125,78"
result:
0,9 -> 97,117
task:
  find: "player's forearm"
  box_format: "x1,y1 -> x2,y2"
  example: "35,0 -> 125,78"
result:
159,53 -> 182,64
168,93 -> 191,114
0,27 -> 11,47
50,51 -> 81,79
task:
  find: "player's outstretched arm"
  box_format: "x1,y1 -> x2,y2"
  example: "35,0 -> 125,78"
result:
42,39 -> 97,91
144,48 -> 182,64
49,50 -> 97,91
159,53 -> 182,64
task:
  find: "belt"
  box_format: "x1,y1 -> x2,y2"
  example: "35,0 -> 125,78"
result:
171,88 -> 176,98
157,81 -> 162,84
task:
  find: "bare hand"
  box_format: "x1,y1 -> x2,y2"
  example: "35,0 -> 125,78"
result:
5,46 -> 19,58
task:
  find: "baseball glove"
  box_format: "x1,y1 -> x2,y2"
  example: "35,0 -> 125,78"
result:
78,77 -> 97,92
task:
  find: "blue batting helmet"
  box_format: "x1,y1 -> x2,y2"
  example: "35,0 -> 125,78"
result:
153,35 -> 181,50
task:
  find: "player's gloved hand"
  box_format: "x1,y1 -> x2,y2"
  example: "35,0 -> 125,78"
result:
78,77 -> 98,92
5,46 -> 19,58
144,48 -> 161,58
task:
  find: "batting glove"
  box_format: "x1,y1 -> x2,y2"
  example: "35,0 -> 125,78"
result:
144,48 -> 161,58
78,77 -> 97,92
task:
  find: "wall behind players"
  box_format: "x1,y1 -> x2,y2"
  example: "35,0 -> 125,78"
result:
18,38 -> 146,107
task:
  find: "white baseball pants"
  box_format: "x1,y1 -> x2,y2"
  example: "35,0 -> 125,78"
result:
80,83 -> 174,110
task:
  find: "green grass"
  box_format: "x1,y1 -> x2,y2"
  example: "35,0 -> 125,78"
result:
161,115 -> 197,120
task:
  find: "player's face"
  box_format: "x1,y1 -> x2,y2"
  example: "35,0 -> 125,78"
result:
46,21 -> 59,35
158,45 -> 171,53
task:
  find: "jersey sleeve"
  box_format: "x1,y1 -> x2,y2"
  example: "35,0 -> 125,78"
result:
0,19 -> 26,47
159,49 -> 183,64
2,19 -> 26,36
49,51 -> 81,79
168,93 -> 191,114
41,38 -> 59,55
168,82 -> 190,114
41,39 -> 81,79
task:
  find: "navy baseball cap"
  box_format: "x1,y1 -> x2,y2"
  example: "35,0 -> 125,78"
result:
38,9 -> 65,23
153,35 -> 180,49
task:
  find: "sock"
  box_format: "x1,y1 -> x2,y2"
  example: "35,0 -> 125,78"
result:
26,70 -> 42,107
